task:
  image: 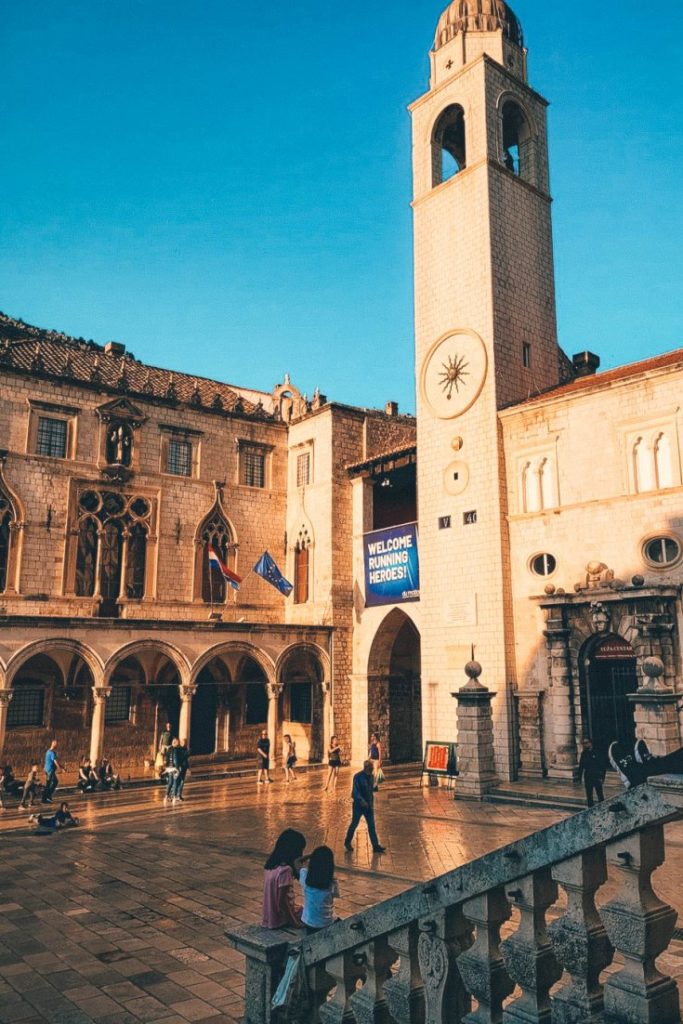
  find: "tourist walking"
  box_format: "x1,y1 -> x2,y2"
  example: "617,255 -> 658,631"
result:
283,734 -> 297,783
577,738 -> 606,807
344,760 -> 385,853
156,720 -> 174,778
262,829 -> 306,929
257,729 -> 272,784
323,736 -> 342,792
42,740 -> 64,803
300,845 -> 340,934
368,732 -> 383,790
177,740 -> 190,800
164,738 -> 182,803
19,763 -> 41,809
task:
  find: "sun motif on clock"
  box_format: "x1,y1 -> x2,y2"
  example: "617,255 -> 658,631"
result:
438,353 -> 470,400
421,329 -> 488,420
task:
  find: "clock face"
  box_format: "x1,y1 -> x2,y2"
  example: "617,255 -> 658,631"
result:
420,329 -> 488,419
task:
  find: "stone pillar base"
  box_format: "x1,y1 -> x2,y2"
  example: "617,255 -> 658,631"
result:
628,690 -> 681,757
452,659 -> 499,801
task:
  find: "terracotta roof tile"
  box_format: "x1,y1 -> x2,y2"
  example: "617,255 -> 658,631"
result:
0,312 -> 272,419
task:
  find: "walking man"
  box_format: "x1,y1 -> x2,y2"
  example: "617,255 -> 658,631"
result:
576,738 -> 605,807
344,760 -> 385,854
43,740 -> 63,804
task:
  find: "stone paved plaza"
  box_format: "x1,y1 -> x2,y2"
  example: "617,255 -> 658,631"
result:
2,768 -> 683,1023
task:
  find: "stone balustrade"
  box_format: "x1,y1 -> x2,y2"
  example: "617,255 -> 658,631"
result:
228,777 -> 683,1024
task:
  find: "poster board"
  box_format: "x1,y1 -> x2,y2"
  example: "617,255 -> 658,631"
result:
422,740 -> 458,779
363,522 -> 420,607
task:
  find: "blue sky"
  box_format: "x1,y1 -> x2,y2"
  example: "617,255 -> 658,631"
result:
1,1 -> 681,413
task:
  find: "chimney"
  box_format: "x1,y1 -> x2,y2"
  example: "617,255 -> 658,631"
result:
105,341 -> 126,357
385,401 -> 399,417
572,351 -> 600,378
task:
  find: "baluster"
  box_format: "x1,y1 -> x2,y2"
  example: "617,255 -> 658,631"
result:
417,907 -> 475,1024
601,826 -> 680,1024
457,887 -> 514,1024
349,937 -> 396,1024
319,952 -> 366,1024
307,962 -> 337,1024
384,924 -> 424,1024
500,868 -> 562,1023
549,848 -> 613,1023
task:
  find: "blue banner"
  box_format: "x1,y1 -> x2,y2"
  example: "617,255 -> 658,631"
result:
364,523 -> 420,607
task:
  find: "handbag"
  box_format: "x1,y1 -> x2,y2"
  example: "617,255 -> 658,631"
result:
271,951 -> 310,1020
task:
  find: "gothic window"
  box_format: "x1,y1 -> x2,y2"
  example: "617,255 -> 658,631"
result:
36,416 -> 68,458
654,433 -> 674,490
501,100 -> 534,184
432,104 -> 466,187
200,511 -> 234,604
0,490 -> 15,594
293,528 -> 311,605
105,421 -> 133,467
75,516 -> 99,597
73,490 -> 152,603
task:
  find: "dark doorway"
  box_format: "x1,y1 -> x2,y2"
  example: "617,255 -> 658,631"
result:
388,619 -> 422,762
190,679 -> 217,755
584,635 -> 637,761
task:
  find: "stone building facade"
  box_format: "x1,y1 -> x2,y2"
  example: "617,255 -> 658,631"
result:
1,0 -> 681,784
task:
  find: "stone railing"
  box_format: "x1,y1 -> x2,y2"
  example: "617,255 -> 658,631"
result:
228,777 -> 683,1024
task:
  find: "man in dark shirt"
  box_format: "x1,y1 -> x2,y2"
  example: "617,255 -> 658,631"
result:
257,730 -> 272,784
344,760 -> 386,853
577,738 -> 605,807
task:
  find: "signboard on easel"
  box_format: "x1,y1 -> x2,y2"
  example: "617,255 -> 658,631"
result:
421,740 -> 458,784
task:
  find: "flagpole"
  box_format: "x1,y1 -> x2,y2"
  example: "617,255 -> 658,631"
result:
208,544 -> 215,617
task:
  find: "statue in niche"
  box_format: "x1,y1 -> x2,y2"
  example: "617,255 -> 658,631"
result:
106,423 -> 132,467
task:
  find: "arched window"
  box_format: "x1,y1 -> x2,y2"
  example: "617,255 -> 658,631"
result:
432,105 -> 466,187
294,529 -> 311,605
501,100 -> 534,183
100,520 -> 123,600
633,437 -> 653,494
125,523 -> 147,599
654,433 -> 674,490
0,503 -> 13,594
200,512 -> 234,604
105,421 -> 133,467
75,516 -> 98,597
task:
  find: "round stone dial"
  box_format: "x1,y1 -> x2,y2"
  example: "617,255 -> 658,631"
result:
420,329 -> 488,419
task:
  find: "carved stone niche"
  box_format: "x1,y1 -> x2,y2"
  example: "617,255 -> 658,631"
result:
95,398 -> 147,480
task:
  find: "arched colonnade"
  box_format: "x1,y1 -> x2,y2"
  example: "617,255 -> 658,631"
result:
0,637 -> 331,772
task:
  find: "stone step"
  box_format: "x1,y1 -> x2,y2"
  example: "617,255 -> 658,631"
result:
484,791 -> 585,812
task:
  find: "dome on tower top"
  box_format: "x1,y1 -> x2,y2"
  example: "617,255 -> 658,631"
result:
434,0 -> 523,51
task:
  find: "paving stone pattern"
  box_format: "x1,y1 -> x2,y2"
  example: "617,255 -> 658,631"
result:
1,769 -> 683,1022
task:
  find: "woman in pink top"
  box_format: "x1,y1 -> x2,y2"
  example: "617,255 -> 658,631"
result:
262,829 -> 307,929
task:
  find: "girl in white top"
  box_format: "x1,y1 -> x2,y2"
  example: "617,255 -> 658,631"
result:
300,845 -> 340,933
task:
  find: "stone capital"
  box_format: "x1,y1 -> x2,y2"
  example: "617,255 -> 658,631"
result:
92,687 -> 113,703
0,690 -> 14,707
179,684 -> 198,702
266,682 -> 283,701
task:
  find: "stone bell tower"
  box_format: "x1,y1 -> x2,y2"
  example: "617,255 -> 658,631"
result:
411,0 -> 561,779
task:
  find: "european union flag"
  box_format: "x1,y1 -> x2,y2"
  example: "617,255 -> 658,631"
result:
253,551 -> 293,597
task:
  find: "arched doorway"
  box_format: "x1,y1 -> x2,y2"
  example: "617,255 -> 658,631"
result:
368,610 -> 422,764
581,634 -> 638,759
111,653 -> 181,767
189,658 -> 231,757
278,648 -> 325,762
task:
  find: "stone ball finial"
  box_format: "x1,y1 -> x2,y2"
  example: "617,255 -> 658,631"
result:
465,659 -> 483,681
643,656 -> 665,681
434,0 -> 523,50
632,575 -> 645,587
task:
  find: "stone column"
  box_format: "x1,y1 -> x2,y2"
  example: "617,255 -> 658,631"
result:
628,656 -> 681,756
452,658 -> 499,799
350,672 -> 370,767
516,689 -> 546,779
89,687 -> 112,764
178,684 -> 198,744
544,606 -> 578,780
266,683 -> 283,758
321,680 -> 332,764
0,691 -> 14,761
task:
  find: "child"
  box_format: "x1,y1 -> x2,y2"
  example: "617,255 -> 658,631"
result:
300,845 -> 340,934
283,734 -> 298,783
262,829 -> 306,929
323,736 -> 342,792
19,764 -> 41,809
28,801 -> 79,829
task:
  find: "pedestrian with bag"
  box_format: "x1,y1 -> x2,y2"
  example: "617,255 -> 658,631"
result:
344,760 -> 385,854
163,738 -> 182,804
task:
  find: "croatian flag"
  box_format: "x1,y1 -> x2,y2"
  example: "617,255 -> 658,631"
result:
209,546 -> 242,591
253,551 -> 293,597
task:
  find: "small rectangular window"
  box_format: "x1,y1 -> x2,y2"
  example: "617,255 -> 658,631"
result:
7,688 -> 44,728
167,439 -> 192,477
296,452 -> 311,488
241,449 -> 266,488
523,343 -> 532,369
36,417 -> 68,458
105,686 -> 132,724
